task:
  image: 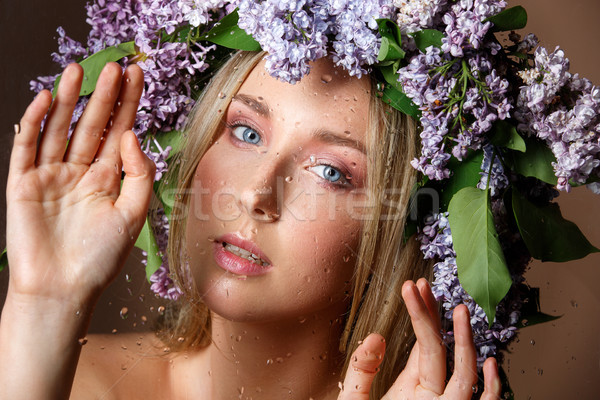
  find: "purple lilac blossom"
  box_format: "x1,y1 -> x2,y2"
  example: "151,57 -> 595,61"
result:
398,0 -> 511,180
237,0 -> 393,83
147,209 -> 183,300
515,46 -> 600,192
477,144 -> 509,196
420,212 -> 520,366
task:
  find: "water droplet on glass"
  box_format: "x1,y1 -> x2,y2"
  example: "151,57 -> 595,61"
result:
112,328 -> 118,334
218,91 -> 226,99
309,155 -> 316,164
78,337 -> 88,345
321,74 -> 333,83
158,306 -> 165,315
570,300 -> 578,308
141,315 -> 147,323
178,336 -> 186,343
120,307 -> 129,319
530,339 -> 535,346
118,226 -> 123,234
285,176 -> 293,183
14,124 -> 21,134
266,358 -> 273,365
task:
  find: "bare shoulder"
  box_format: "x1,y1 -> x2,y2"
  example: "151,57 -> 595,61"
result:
71,332 -> 173,399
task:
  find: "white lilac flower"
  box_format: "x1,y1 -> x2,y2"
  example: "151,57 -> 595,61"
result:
394,0 -> 447,34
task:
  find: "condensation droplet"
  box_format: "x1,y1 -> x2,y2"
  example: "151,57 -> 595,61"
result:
158,306 -> 165,315
78,337 -> 88,346
285,176 -> 293,183
266,358 -> 273,365
14,124 -> 21,134
321,74 -> 333,83
120,307 -> 129,319
530,339 -> 535,346
218,91 -> 226,99
118,226 -> 123,234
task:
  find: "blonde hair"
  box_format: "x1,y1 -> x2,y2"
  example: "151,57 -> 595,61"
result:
158,51 -> 432,398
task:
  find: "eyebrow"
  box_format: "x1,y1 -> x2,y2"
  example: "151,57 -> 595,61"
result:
232,94 -> 270,118
311,129 -> 366,155
233,93 -> 366,155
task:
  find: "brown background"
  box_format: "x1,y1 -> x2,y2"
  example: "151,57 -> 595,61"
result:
0,0 -> 598,398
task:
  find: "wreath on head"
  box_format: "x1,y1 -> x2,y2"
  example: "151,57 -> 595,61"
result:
14,0 -> 599,395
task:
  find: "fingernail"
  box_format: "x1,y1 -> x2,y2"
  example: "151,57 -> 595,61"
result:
14,123 -> 20,135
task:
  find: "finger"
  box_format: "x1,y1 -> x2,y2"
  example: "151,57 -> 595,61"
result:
383,340 -> 420,398
401,280 -> 446,395
10,90 -> 52,174
96,64 -> 144,168
114,130 -> 156,232
36,64 -> 83,164
444,305 -> 478,398
416,278 -> 441,332
65,62 -> 123,165
337,333 -> 385,400
480,357 -> 501,400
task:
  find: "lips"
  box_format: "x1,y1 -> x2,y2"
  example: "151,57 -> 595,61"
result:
212,232 -> 273,276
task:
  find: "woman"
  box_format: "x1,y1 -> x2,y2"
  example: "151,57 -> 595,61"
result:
0,48 -> 501,399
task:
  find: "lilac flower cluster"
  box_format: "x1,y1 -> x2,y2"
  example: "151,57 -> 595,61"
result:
477,144 -> 509,196
398,0 -> 512,180
146,209 -> 183,300
393,0 -> 446,35
237,0 -> 393,83
419,213 -> 518,366
515,46 -> 600,192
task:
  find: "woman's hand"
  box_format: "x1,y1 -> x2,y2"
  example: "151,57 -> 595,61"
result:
6,62 -> 155,305
338,279 -> 502,399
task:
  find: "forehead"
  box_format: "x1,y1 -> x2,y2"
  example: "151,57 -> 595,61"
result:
236,57 -> 372,143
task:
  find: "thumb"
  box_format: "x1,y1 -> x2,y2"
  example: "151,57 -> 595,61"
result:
114,130 -> 156,232
337,333 -> 386,400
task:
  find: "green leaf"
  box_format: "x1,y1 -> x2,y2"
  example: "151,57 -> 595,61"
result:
485,6 -> 528,32
512,190 -> 599,262
410,29 -> 444,53
376,19 -> 405,61
53,41 -> 136,98
155,171 -> 180,219
448,187 -> 512,324
489,120 -> 526,152
201,9 -> 261,51
507,137 -> 557,185
380,85 -> 420,119
0,248 -> 7,272
134,216 -> 163,281
440,151 -> 484,210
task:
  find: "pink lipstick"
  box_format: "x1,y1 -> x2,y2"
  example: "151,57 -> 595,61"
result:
213,232 -> 273,276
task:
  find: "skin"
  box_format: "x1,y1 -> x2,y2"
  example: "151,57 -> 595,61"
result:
0,60 -> 501,400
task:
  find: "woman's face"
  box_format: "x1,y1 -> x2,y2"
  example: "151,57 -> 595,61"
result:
185,57 -> 371,322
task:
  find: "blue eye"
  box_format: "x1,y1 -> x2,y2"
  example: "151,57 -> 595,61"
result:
232,125 -> 262,145
309,164 -> 349,186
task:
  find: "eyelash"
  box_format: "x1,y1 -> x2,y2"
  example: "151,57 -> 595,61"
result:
226,121 -> 353,189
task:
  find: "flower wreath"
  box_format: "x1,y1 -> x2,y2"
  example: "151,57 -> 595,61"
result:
12,0 -> 599,396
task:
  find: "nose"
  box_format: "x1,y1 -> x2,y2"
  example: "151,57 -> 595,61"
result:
238,162 -> 281,222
